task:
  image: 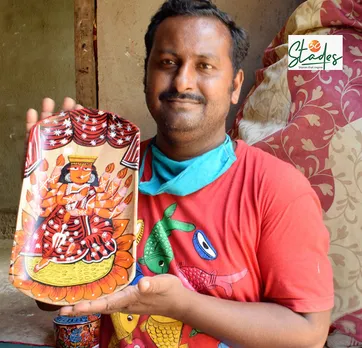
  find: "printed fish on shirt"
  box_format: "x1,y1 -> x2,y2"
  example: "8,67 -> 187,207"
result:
140,315 -> 188,348
109,313 -> 140,346
138,203 -> 195,274
177,265 -> 248,297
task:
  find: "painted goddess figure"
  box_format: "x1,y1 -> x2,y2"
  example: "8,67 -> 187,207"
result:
23,154 -> 133,272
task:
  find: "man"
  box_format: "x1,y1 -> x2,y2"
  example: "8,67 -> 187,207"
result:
26,1 -> 334,347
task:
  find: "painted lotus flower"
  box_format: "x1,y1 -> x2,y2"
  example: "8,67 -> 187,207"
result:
9,211 -> 135,304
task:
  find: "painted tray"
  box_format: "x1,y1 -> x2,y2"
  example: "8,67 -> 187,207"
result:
9,108 -> 140,305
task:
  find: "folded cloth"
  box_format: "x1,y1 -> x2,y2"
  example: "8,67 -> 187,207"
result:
326,330 -> 362,348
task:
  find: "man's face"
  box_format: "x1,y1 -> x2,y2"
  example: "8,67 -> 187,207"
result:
145,16 -> 242,142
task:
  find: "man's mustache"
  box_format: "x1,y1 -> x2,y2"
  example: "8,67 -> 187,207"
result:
159,91 -> 206,104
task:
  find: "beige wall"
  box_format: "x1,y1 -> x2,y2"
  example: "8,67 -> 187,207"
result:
98,0 -> 303,139
0,0 -> 75,238
0,0 -> 304,238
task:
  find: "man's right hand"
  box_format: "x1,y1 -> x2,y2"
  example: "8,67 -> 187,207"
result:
26,97 -> 83,139
26,97 -> 83,312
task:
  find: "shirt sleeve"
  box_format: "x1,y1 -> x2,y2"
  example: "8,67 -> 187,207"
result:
257,172 -> 334,313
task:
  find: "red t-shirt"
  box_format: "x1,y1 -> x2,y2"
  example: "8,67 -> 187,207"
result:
102,139 -> 334,348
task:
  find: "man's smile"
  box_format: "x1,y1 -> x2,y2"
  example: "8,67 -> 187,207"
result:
164,99 -> 202,109
166,98 -> 200,104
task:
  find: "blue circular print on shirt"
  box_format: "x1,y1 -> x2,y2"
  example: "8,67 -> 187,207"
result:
193,230 -> 218,260
218,343 -> 230,348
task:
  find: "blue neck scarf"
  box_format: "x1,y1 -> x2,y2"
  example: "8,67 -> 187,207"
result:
139,135 -> 236,196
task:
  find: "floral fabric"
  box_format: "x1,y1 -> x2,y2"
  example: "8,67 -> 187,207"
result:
231,0 -> 362,343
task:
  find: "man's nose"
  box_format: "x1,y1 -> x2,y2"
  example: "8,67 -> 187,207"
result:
172,63 -> 197,93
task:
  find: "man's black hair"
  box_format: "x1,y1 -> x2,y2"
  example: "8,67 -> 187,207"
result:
144,0 -> 250,88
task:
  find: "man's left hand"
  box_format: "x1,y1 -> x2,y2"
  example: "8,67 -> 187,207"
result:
59,274 -> 189,319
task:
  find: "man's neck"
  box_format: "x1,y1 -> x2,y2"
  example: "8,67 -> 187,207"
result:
154,128 -> 228,161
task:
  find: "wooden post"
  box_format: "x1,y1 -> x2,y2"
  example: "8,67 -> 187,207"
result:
74,0 -> 97,108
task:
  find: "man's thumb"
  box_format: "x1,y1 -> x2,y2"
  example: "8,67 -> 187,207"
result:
138,277 -> 152,293
138,275 -> 172,294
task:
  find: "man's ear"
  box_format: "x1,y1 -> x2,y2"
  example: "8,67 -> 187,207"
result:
231,69 -> 244,105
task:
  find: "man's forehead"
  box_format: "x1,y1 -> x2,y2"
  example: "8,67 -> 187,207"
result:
153,16 -> 232,54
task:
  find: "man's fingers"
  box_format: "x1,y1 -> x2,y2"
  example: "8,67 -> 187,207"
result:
40,97 -> 55,121
26,108 -> 38,133
62,97 -> 76,111
60,298 -> 109,316
40,111 -> 53,121
59,305 -> 75,316
42,98 -> 55,115
59,287 -> 139,315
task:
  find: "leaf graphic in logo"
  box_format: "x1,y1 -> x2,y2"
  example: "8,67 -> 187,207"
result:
349,46 -> 362,57
305,114 -> 321,126
301,138 -> 317,151
311,86 -> 323,101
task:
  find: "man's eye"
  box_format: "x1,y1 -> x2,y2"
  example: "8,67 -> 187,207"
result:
70,167 -> 79,171
161,59 -> 176,65
199,63 -> 213,70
